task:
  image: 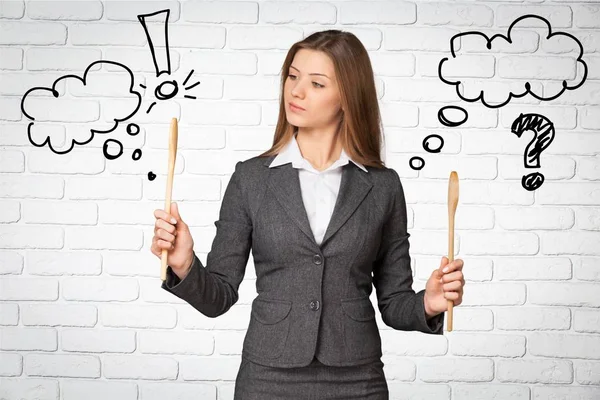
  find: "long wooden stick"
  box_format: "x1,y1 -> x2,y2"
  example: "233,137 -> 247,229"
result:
447,171 -> 459,331
161,118 -> 178,281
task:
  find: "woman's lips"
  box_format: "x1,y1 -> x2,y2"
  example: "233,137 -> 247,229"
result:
289,102 -> 305,112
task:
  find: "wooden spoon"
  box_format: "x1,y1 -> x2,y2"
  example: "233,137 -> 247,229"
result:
447,171 -> 459,331
161,118 -> 178,281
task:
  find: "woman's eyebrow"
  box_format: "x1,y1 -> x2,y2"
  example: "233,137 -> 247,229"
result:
290,65 -> 330,79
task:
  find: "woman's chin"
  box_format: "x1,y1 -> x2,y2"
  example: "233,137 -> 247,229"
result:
286,117 -> 307,127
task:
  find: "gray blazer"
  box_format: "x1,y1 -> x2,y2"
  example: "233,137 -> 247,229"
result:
161,155 -> 444,368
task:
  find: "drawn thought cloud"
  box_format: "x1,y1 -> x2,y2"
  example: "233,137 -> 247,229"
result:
21,60 -> 141,155
438,14 -> 588,109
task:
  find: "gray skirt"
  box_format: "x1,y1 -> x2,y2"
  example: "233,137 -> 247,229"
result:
234,356 -> 388,400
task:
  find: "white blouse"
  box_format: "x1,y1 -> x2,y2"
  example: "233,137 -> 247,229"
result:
269,133 -> 368,245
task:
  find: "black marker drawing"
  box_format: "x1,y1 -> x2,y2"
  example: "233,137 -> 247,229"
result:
103,122 -> 142,160
138,10 -> 172,78
409,134 -> 444,171
410,13 -> 588,192
20,60 -> 142,157
138,9 -> 200,114
511,113 -> 555,191
20,8 -> 200,182
437,105 -> 468,128
438,14 -> 587,110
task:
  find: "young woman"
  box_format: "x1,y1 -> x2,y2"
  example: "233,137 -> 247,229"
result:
152,30 -> 465,399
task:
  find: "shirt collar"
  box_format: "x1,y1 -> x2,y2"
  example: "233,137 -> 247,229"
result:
269,132 -> 368,173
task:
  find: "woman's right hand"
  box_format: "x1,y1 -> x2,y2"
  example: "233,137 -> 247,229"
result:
151,202 -> 195,279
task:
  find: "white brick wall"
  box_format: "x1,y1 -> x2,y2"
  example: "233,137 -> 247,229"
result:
1,1 -> 599,399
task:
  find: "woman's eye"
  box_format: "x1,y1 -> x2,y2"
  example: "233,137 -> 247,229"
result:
288,74 -> 323,88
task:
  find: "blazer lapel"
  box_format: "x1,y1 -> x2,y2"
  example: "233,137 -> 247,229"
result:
264,156 -> 373,248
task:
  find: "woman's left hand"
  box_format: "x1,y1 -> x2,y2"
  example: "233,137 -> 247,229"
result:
424,256 -> 465,317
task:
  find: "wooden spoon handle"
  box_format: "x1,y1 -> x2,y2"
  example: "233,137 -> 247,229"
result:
447,171 -> 459,332
447,212 -> 455,332
160,118 -> 178,281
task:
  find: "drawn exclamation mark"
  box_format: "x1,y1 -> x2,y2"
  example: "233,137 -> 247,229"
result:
138,8 -> 200,116
137,8 -> 200,182
139,9 -> 177,113
138,9 -> 171,77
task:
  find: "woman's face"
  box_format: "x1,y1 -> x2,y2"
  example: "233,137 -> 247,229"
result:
284,48 -> 343,131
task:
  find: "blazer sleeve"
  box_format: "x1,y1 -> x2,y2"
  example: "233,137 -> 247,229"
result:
161,161 -> 253,318
372,168 -> 444,334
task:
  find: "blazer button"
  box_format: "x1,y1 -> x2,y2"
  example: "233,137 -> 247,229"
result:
313,254 -> 322,265
309,300 -> 320,311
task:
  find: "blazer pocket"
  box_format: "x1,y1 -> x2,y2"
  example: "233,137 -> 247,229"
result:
341,296 -> 381,360
243,297 -> 293,359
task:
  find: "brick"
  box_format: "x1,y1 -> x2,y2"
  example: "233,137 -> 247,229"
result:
138,330 -> 214,355
67,176 -> 142,200
496,307 -> 571,330
21,303 -> 97,327
497,359 -> 573,383
105,1 -> 180,21
27,0 -> 102,20
261,2 -> 336,24
63,380 -> 138,400
62,277 -> 139,301
0,21 -> 66,45
228,26 -> 302,50
529,282 -> 600,306
385,26 -> 459,51
340,1 -> 415,24
419,3 -> 493,27
70,23 -> 146,46
0,353 -> 22,376
103,355 -> 177,380
0,226 -> 63,249
0,327 -> 57,351
0,378 -> 58,399
26,48 -> 102,71
0,277 -> 59,300
0,47 -> 23,70
25,353 -> 100,378
419,358 -> 494,382
450,333 -> 526,357
0,0 -> 24,19
496,6 -> 572,28
529,332 -> 600,359
183,1 -> 258,23
23,202 -> 98,227
0,303 -> 19,325
61,329 -> 136,352
100,304 -> 176,329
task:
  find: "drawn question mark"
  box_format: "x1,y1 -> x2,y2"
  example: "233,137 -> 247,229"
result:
510,113 -> 555,191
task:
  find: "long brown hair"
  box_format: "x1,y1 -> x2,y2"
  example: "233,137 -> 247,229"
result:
258,30 -> 386,169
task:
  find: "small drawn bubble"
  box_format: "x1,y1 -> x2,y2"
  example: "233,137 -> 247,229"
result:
132,149 -> 142,161
409,134 -> 445,171
126,123 -> 140,136
409,157 -> 425,171
103,139 -> 123,160
438,105 -> 468,128
155,80 -> 179,101
423,134 -> 444,153
148,171 -> 156,181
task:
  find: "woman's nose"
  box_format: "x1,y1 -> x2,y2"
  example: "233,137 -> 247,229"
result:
291,81 -> 306,98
